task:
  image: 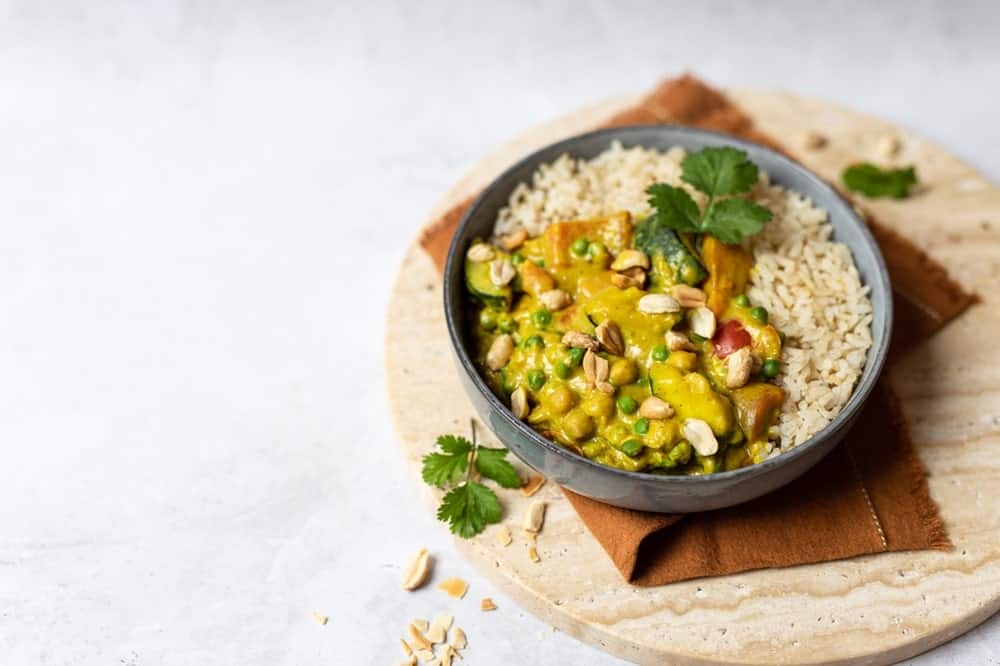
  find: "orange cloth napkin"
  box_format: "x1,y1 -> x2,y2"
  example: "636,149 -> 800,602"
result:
420,75 -> 976,584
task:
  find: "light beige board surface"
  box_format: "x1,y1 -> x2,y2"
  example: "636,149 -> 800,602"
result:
385,90 -> 1000,665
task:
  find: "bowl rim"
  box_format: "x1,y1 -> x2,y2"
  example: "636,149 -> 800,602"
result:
443,124 -> 893,486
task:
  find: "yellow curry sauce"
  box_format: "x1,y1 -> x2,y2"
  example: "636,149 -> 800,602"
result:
466,212 -> 786,475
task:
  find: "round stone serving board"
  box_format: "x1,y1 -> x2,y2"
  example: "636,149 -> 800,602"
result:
385,89 -> 1000,665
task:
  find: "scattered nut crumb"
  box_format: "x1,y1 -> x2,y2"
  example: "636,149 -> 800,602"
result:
310,611 -> 328,626
528,545 -> 540,563
438,645 -> 459,666
500,228 -> 528,251
438,577 -> 469,599
399,638 -> 413,657
466,243 -> 495,262
397,656 -> 416,666
401,548 -> 432,591
520,474 -> 546,497
407,623 -> 432,651
414,648 -> 435,662
451,626 -> 468,650
412,618 -> 429,633
496,524 -> 512,547
521,501 -> 546,534
509,385 -> 529,419
801,130 -> 827,150
432,613 -> 454,632
426,623 -> 445,644
480,597 -> 497,611
877,133 -> 901,160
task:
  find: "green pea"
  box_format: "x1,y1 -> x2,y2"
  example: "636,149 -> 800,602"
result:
532,309 -> 552,328
762,358 -> 780,378
587,241 -> 610,267
621,439 -> 644,457
555,362 -> 572,379
501,371 -> 515,395
750,306 -> 769,324
523,334 -> 544,348
527,369 -> 546,391
667,441 -> 693,465
652,345 -> 669,362
634,418 -> 650,435
617,395 -> 638,414
567,347 -> 585,366
497,317 -> 516,334
510,252 -> 524,266
571,237 -> 589,257
735,294 -> 750,307
698,454 -> 719,474
479,310 -> 497,331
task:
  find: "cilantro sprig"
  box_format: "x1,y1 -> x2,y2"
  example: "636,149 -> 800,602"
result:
644,146 -> 773,244
422,420 -> 522,538
842,162 -> 917,199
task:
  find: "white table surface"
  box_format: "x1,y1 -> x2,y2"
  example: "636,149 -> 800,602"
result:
2,2 -> 998,664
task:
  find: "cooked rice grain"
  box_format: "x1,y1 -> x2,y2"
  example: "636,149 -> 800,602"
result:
493,141 -> 873,453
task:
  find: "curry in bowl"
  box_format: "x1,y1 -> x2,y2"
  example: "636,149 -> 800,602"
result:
462,142 -> 873,475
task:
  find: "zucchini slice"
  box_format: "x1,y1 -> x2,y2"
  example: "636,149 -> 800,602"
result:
634,214 -> 708,288
465,255 -> 511,310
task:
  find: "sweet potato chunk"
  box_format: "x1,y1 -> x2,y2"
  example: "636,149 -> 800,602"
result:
702,236 -> 752,318
730,382 -> 785,442
542,212 -> 633,267
518,260 -> 555,296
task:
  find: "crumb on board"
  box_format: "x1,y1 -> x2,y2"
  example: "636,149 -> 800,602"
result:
800,130 -> 827,150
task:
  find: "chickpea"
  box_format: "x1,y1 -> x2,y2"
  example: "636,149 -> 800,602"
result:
581,392 -> 615,419
547,385 -> 576,415
604,422 -> 631,446
643,420 -> 678,449
667,350 -> 697,371
563,409 -> 595,440
608,358 -> 638,386
685,372 -> 712,394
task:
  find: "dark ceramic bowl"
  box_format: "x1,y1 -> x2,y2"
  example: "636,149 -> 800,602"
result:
443,125 -> 892,513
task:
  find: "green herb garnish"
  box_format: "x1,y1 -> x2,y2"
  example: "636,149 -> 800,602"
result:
422,420 -> 521,538
644,146 -> 773,244
842,162 -> 917,199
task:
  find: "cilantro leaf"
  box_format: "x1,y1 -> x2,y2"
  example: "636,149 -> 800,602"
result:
681,146 -> 759,197
645,183 -> 700,233
702,198 -> 773,244
437,434 -> 472,455
421,435 -> 472,488
474,446 -> 522,489
644,146 -> 772,245
421,451 -> 469,488
437,481 -> 502,538
842,163 -> 917,199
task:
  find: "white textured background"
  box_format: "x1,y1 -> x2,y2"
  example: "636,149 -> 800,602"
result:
1,1 -> 998,664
